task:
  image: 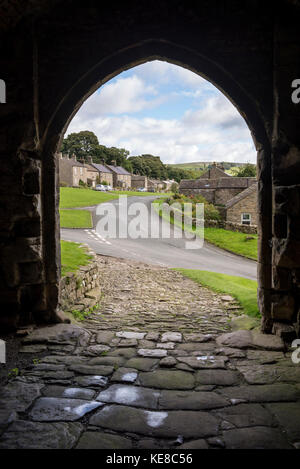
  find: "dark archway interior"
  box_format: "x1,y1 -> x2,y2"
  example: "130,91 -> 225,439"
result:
0,1 -> 299,339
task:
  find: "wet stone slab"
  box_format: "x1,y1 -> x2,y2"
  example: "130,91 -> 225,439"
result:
139,370 -> 195,390
195,369 -> 240,386
76,431 -> 133,449
213,403 -> 274,428
68,364 -> 114,376
29,397 -> 103,421
125,358 -> 158,371
177,355 -> 228,369
96,385 -> 160,409
90,405 -> 219,438
138,349 -> 167,358
222,426 -> 292,449
111,367 -> 138,383
158,390 -> 230,410
266,403 -> 300,441
73,375 -> 108,388
0,420 -> 83,449
161,332 -> 182,343
218,384 -> 300,403
116,331 -> 146,340
0,381 -> 43,412
41,386 -> 96,400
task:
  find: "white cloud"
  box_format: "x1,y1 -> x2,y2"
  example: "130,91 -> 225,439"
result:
66,61 -> 256,164
78,74 -> 164,116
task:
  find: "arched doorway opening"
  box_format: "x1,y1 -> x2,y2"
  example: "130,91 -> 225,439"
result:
41,43 -> 271,331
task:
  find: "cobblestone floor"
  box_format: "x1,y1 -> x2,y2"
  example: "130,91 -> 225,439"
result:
0,256 -> 300,449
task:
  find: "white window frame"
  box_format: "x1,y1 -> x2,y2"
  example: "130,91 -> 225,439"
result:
241,213 -> 251,225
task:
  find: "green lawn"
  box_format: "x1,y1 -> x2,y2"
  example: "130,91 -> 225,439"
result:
60,240 -> 92,276
60,187 -> 170,209
176,269 -> 260,318
60,187 -> 119,208
153,199 -> 258,261
60,209 -> 92,228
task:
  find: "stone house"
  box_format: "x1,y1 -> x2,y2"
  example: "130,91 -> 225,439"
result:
84,163 -> 98,187
179,162 -> 256,205
225,182 -> 258,225
131,175 -> 148,190
90,162 -> 114,187
58,153 -> 87,187
105,164 -> 131,188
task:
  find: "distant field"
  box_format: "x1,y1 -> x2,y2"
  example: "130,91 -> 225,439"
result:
168,161 -> 247,170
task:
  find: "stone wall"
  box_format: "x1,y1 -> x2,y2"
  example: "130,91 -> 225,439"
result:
59,256 -> 101,313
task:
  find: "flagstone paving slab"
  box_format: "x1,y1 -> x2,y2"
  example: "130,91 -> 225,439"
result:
90,405 -> 219,438
222,426 -> 292,449
76,431 -> 133,449
29,397 -> 103,421
96,384 -> 159,408
41,386 -> 96,400
0,421 -> 83,449
125,357 -> 158,371
1,256 -> 300,449
139,370 -> 195,390
159,390 -> 230,410
195,369 -> 240,386
111,367 -> 138,383
212,403 -> 274,428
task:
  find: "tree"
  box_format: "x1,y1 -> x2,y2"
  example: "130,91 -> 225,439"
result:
232,163 -> 256,177
61,131 -> 100,161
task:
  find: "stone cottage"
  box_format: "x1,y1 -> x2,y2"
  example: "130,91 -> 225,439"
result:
131,174 -> 148,190
84,163 -> 98,187
58,153 -> 87,187
179,162 -> 256,205
90,162 -> 114,187
225,182 -> 258,225
105,164 -> 131,188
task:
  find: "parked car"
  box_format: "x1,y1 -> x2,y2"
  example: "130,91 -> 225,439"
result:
106,185 -> 113,191
94,184 -> 107,191
148,187 -> 156,192
137,187 -> 147,192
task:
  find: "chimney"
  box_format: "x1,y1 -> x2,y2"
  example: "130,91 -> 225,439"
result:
111,160 -> 117,167
87,156 -> 93,164
71,153 -> 76,161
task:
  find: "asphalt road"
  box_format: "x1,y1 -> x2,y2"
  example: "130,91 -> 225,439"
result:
61,196 -> 257,280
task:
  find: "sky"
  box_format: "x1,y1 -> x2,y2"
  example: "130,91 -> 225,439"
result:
66,60 -> 256,165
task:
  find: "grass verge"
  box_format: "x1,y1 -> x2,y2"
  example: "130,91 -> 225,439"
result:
60,209 -> 92,228
60,187 -> 172,208
60,240 -> 93,276
175,269 -> 260,318
153,199 -> 258,261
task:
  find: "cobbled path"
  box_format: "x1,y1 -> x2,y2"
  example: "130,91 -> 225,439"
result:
0,256 -> 300,449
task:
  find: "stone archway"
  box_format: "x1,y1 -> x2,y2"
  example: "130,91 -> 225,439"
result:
0,1 -> 299,337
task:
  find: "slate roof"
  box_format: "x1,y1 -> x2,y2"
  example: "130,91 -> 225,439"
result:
60,157 -> 85,168
180,177 -> 256,190
225,182 -> 257,209
106,164 -> 131,175
85,163 -> 98,172
90,163 -> 112,174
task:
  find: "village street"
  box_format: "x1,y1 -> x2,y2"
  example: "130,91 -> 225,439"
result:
61,196 -> 257,280
0,256 -> 299,449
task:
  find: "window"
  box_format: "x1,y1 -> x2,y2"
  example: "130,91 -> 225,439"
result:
241,213 -> 251,225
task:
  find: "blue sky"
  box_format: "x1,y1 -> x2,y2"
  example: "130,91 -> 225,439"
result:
66,60 -> 256,164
